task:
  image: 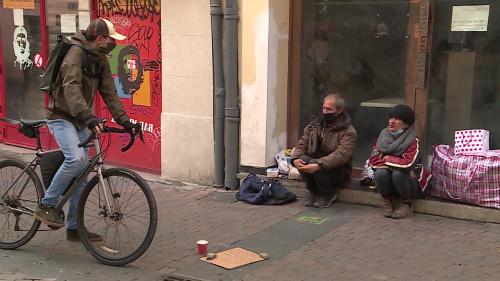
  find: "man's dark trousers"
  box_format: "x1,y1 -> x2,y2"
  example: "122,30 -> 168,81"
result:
299,155 -> 350,196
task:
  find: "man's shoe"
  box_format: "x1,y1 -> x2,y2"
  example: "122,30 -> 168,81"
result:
313,193 -> 338,208
390,202 -> 412,219
66,228 -> 103,242
382,198 -> 394,218
303,192 -> 316,207
33,204 -> 64,228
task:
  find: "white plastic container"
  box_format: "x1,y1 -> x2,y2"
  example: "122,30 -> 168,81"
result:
266,167 -> 279,177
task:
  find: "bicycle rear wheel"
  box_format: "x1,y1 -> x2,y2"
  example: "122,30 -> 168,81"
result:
0,159 -> 43,249
77,168 -> 158,266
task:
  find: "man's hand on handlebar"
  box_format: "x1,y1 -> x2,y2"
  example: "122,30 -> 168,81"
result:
86,116 -> 104,134
79,118 -> 144,151
121,121 -> 142,135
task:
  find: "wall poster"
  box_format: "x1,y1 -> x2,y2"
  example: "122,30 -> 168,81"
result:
451,5 -> 489,32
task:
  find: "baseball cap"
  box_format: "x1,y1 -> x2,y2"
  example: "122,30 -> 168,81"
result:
86,18 -> 126,41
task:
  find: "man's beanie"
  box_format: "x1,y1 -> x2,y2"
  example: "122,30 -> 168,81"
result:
388,104 -> 415,126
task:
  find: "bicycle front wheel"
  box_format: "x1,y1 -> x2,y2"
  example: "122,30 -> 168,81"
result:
0,159 -> 43,249
77,168 -> 158,266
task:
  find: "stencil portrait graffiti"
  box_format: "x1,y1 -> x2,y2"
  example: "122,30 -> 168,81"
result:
117,45 -> 143,95
13,26 -> 33,70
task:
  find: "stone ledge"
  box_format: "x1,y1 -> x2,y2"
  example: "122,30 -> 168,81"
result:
2,144 -> 500,224
237,172 -> 500,224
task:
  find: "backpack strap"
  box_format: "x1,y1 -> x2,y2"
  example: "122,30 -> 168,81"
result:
70,45 -> 102,79
82,50 -> 102,79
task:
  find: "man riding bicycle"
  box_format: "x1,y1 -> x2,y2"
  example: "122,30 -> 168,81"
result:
33,18 -> 140,241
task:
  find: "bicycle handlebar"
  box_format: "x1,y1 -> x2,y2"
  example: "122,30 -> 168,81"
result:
78,119 -> 144,152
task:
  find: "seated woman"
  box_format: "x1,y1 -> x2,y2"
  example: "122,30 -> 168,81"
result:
368,104 -> 426,219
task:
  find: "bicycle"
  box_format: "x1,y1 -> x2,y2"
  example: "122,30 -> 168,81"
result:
0,118 -> 158,266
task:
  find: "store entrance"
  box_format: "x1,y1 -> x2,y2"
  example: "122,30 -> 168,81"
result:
295,0 -> 411,167
426,2 -> 500,155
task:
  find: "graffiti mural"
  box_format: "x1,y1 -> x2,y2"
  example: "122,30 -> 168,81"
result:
99,0 -> 160,22
98,0 -> 161,172
12,26 -> 33,70
117,45 -> 144,95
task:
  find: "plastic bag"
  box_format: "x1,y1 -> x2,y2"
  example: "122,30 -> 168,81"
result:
274,149 -> 292,174
360,160 -> 375,187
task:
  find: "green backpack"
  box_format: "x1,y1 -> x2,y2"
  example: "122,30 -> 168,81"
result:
40,35 -> 75,93
40,35 -> 99,94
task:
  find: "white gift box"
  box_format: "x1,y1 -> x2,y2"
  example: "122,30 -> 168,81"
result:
454,129 -> 489,155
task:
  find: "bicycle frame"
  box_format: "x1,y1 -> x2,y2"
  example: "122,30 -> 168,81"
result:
0,139 -> 112,218
0,157 -> 37,201
53,138 -> 114,216
0,152 -> 43,216
1,119 -> 155,265
1,119 -> 140,220
1,123 -> 49,208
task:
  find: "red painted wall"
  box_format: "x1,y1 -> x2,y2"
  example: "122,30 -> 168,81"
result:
96,1 -> 162,173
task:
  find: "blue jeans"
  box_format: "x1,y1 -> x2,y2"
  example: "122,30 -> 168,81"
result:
42,119 -> 91,230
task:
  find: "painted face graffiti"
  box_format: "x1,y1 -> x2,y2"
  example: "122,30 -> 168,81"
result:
13,26 -> 33,70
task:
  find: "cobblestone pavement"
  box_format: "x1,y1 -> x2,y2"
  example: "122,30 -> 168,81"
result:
1,181 -> 500,281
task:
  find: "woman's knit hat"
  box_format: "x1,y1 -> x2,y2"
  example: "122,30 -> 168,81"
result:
388,104 -> 415,126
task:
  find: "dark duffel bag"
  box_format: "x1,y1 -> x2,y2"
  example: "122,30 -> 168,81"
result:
39,150 -> 65,189
236,173 -> 297,205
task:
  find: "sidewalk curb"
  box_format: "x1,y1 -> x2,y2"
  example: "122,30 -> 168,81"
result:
2,144 -> 500,224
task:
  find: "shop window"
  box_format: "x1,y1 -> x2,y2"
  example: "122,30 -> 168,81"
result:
46,0 -> 91,49
0,1 -> 44,120
299,0 -> 410,167
426,2 -> 500,155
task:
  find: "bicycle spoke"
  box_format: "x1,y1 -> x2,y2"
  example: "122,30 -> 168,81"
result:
121,214 -> 149,227
79,170 -> 156,265
0,161 -> 41,249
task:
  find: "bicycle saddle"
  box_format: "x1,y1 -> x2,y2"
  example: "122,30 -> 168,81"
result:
20,119 -> 46,128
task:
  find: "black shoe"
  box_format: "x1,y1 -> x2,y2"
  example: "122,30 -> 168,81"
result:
303,192 -> 316,207
313,193 -> 338,208
33,204 -> 64,228
66,228 -> 103,242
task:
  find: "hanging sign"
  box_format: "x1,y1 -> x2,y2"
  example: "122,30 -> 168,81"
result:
61,14 -> 77,34
78,11 -> 90,30
13,9 -> 24,26
3,0 -> 35,10
33,52 -> 43,69
451,5 -> 490,32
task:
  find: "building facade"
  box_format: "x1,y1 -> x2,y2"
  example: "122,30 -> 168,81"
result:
1,0 -> 499,186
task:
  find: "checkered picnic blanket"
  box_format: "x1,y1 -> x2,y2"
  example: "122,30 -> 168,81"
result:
431,145 -> 500,209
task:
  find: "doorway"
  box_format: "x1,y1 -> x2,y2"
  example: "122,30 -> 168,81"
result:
290,0 -> 412,167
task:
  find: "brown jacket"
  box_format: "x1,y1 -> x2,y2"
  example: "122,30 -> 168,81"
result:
292,112 -> 357,171
47,32 -> 129,130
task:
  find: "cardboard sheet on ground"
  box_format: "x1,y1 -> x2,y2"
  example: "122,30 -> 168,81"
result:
200,247 -> 264,269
